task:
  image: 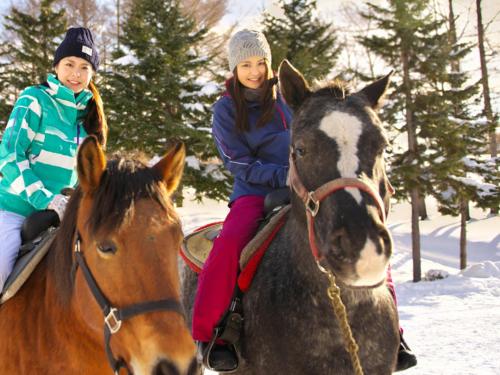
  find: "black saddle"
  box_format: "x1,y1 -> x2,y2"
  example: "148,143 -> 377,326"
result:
20,210 -> 59,254
264,187 -> 290,216
0,210 -> 59,303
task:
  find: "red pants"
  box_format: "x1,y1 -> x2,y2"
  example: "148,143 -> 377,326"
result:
192,195 -> 265,342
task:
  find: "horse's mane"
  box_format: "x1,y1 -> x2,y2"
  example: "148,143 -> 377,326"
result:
48,154 -> 172,305
312,79 -> 351,100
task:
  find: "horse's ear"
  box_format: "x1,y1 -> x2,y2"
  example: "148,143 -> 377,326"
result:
153,142 -> 186,195
278,59 -> 311,111
358,71 -> 393,110
77,135 -> 106,194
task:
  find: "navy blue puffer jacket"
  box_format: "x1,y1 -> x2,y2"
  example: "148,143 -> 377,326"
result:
211,91 -> 292,204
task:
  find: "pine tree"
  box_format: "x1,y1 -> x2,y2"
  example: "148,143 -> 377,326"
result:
424,0 -> 499,269
359,0 -> 499,275
359,0 -> 452,281
261,0 -> 342,81
103,0 -> 230,202
0,0 -> 66,94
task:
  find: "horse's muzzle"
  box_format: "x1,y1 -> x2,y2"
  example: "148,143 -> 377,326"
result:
152,358 -> 200,375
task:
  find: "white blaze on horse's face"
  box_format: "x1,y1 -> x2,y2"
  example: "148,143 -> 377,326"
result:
319,110 -> 363,204
319,110 -> 388,285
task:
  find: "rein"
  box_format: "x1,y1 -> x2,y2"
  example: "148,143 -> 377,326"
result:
73,233 -> 185,375
288,151 -> 391,375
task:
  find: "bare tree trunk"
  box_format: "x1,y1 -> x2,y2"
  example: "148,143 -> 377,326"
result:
402,48 -> 421,282
418,194 -> 428,220
449,0 -> 472,230
476,0 -> 497,160
410,189 -> 421,281
476,0 -> 499,215
116,0 -> 120,52
460,198 -> 467,269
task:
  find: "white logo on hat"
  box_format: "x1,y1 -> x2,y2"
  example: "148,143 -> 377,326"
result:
82,46 -> 93,56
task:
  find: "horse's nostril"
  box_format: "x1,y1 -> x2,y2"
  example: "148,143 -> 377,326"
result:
153,359 -> 179,375
378,227 -> 392,254
330,228 -> 347,252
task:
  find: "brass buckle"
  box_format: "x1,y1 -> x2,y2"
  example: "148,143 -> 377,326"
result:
105,308 -> 122,334
306,191 -> 320,216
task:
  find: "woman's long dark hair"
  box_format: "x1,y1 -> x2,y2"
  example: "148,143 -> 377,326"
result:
228,63 -> 277,133
83,80 -> 108,148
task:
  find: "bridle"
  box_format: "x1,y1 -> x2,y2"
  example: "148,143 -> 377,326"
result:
73,232 -> 185,375
288,148 -> 393,266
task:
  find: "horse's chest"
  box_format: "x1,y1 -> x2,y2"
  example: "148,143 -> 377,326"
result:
241,263 -> 397,374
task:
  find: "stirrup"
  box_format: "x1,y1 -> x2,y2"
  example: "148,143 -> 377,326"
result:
200,340 -> 238,373
395,334 -> 417,371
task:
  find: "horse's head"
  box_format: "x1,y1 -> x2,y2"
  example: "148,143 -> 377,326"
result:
58,136 -> 197,374
279,60 -> 394,287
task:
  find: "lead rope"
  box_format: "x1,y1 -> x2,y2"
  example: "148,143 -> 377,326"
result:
318,263 -> 364,375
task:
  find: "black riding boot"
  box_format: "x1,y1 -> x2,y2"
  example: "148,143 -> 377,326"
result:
198,342 -> 238,373
395,333 -> 417,371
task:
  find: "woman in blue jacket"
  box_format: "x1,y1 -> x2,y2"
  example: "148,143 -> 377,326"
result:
192,29 -> 292,372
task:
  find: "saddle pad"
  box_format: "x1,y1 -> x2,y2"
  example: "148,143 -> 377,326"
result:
181,222 -> 223,273
0,228 -> 57,304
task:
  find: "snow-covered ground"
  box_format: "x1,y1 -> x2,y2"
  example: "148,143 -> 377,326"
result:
177,191 -> 500,375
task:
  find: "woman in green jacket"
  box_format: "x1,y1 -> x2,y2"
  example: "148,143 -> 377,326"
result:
0,27 -> 107,292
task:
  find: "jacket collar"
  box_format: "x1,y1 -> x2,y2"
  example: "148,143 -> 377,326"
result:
45,73 -> 93,108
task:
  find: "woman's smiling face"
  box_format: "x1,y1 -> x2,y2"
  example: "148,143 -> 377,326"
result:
236,56 -> 269,89
54,56 -> 93,93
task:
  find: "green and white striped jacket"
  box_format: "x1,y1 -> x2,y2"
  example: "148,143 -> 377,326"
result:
0,74 -> 92,217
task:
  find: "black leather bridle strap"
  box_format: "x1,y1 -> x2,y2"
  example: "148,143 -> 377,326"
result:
74,234 -> 185,375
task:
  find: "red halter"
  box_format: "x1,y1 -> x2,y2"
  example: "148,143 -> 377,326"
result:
288,152 -> 392,261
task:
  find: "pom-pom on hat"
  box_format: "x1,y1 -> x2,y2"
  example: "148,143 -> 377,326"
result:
53,27 -> 100,71
228,29 -> 271,72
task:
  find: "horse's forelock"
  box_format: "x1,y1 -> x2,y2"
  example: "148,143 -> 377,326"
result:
88,157 -> 170,236
312,79 -> 350,100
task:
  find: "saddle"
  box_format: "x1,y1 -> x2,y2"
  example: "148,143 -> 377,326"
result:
181,187 -> 291,275
0,210 -> 59,304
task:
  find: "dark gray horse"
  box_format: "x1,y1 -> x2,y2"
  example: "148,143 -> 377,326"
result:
182,60 -> 399,375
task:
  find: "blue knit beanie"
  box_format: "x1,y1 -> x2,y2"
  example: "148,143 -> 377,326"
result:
53,27 -> 100,71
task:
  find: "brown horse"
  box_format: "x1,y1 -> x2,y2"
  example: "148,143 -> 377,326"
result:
0,136 -> 199,375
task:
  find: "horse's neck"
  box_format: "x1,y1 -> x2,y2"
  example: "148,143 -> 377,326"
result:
274,216 -> 329,290
23,251 -> 104,360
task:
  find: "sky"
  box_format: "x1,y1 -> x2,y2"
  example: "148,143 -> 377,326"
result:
177,190 -> 500,375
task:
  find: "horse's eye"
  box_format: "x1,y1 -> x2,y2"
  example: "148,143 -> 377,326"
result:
97,241 -> 117,254
294,146 -> 306,158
